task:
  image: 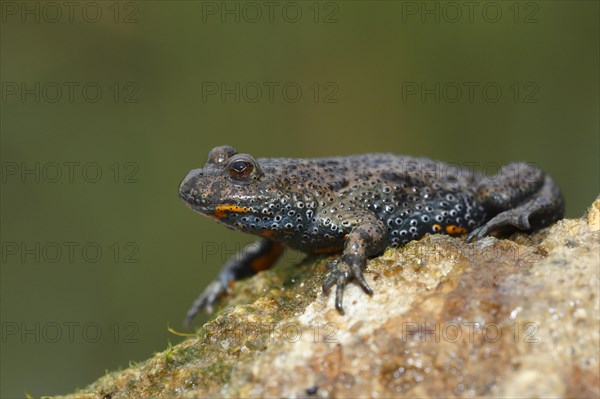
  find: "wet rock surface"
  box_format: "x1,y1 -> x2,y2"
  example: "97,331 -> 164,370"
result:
64,196 -> 600,399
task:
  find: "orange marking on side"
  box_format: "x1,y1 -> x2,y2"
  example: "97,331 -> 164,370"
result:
259,230 -> 275,238
445,225 -> 467,235
433,224 -> 442,232
250,243 -> 284,272
214,204 -> 249,219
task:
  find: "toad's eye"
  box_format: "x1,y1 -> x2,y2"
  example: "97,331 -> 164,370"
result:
229,159 -> 253,180
207,145 -> 237,165
226,153 -> 262,182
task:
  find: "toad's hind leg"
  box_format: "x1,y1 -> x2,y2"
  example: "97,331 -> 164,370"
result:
467,163 -> 564,242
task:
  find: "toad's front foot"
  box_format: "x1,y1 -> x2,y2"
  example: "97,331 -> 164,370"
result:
183,280 -> 228,327
183,239 -> 285,327
322,256 -> 373,314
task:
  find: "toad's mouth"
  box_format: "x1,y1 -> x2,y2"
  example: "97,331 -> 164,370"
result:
178,191 -> 251,220
177,188 -> 211,214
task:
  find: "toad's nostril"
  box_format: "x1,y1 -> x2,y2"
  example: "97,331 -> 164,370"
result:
178,183 -> 189,200
179,168 -> 207,203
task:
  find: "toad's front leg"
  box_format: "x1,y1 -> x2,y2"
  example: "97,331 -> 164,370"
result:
322,211 -> 388,313
184,238 -> 284,326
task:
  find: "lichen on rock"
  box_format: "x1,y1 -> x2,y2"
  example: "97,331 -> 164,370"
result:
63,196 -> 600,399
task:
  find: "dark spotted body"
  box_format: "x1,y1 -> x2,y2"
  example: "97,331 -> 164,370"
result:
179,146 -> 564,325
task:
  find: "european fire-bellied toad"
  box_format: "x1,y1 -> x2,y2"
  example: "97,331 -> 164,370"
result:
179,145 -> 564,325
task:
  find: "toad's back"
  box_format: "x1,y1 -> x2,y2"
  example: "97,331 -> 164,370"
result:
253,153 -> 486,249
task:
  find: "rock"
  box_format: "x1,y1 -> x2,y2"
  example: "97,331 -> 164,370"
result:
64,196 -> 600,399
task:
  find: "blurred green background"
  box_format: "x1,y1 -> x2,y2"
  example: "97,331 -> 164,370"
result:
1,1 -> 598,397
